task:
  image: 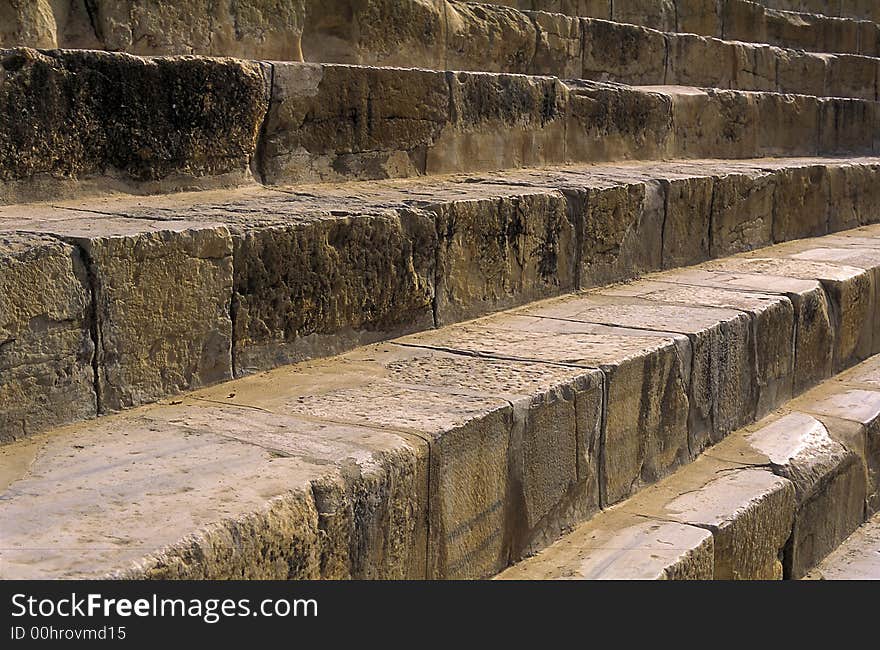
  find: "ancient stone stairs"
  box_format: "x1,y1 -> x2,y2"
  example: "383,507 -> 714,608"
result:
2,1 -> 880,580
4,224 -> 880,579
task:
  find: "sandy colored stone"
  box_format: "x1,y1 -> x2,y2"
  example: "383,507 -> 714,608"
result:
529,10 -> 583,78
565,82 -> 673,162
662,267 -> 834,393
262,63 -> 449,184
806,513 -> 880,579
710,412 -> 866,578
667,34 -> 738,90
663,87 -> 759,159
603,277 -> 796,418
776,49 -> 827,97
432,190 -> 577,324
709,169 -> 776,256
706,256 -> 873,371
198,343 -> 604,577
303,0 -> 445,67
820,98 -> 879,156
800,386 -> 880,514
661,175 -> 714,268
0,0 -> 57,48
0,233 -> 95,443
581,18 -> 666,85
0,398 -> 427,580
531,293 -> 756,455
496,510 -> 714,580
402,312 -> 691,507
427,71 -> 568,175
0,48 -> 269,204
446,2 -> 536,74
624,459 -> 796,580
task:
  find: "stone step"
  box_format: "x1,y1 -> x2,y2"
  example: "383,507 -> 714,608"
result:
492,0 -> 880,56
805,512 -> 880,578
306,2 -> 880,101
753,0 -> 880,24
2,49 -> 878,203
5,1 -> 879,63
498,349 -> 880,580
4,158 -> 880,442
4,224 -> 880,580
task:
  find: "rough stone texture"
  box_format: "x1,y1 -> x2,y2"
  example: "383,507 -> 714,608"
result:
445,2 -> 537,74
197,343 -> 604,578
709,169 -> 776,256
0,233 -> 95,443
662,267 -> 835,394
232,208 -> 436,374
0,48 -> 269,204
0,400 -> 427,580
432,191 -> 577,324
806,513 -> 880,579
565,82 -> 673,162
581,19 -> 666,85
530,10 -> 583,78
603,278 -> 797,419
401,313 -> 691,508
303,0 -> 446,67
801,386 -> 880,514
625,460 -> 796,580
496,510 -> 714,580
83,0 -> 306,60
665,88 -> 759,159
705,256 -> 874,372
711,412 -> 867,578
0,0 -> 57,49
530,293 -> 756,456
427,71 -> 568,175
261,63 -> 449,185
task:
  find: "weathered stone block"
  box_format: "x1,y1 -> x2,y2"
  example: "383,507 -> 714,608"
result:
529,10 -> 583,78
709,170 -> 776,256
669,88 -> 759,158
427,71 -> 568,174
446,2 -> 537,74
262,63 -> 450,184
0,233 -> 95,443
581,18 -> 666,85
432,191 -> 577,325
0,48 -> 269,204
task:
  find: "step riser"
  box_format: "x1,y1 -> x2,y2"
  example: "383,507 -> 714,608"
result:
4,161 -> 880,442
2,50 -> 879,204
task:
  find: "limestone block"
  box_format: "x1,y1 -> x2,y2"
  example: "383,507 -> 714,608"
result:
755,93 -> 819,157
529,10 -> 583,78
427,71 -> 568,174
565,82 -> 673,161
667,34 -> 738,89
625,461 -> 796,580
404,313 -> 691,507
665,268 -> 834,394
0,233 -> 95,443
668,88 -> 759,159
0,48 -> 269,203
581,19 -> 667,85
263,63 -> 449,184
825,54 -> 876,100
819,98 -> 878,155
776,50 -> 827,97
565,180 -> 665,287
676,0 -> 723,36
723,0 -> 769,43
717,413 -> 866,578
709,169 -> 776,256
303,0 -> 445,67
603,277 -> 797,418
86,0 -> 306,60
708,256 -> 874,371
0,0 -> 57,48
232,208 -> 436,373
432,191 -> 577,324
611,0 -> 678,31
446,2 -> 537,73
806,513 -> 880,579
496,511 -> 714,580
800,386 -> 880,514
661,175 -> 714,268
771,165 -> 830,241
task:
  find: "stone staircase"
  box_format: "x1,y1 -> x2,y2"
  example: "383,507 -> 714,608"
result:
1,0 -> 879,580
